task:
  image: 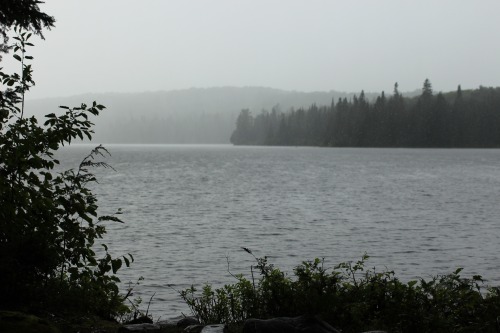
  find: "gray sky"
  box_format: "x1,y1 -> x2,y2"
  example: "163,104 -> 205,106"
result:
5,0 -> 500,99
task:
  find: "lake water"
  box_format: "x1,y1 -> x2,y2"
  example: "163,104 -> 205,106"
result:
57,144 -> 500,319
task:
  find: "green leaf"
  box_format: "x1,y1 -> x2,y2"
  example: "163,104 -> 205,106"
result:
68,267 -> 79,277
111,259 -> 122,274
13,54 -> 22,62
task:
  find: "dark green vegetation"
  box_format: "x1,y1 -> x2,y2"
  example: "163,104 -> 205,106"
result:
231,81 -> 500,147
0,29 -> 133,320
0,311 -> 60,333
181,252 -> 500,332
0,0 -> 55,59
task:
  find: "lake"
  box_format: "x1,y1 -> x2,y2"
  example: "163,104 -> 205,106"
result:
57,144 -> 500,319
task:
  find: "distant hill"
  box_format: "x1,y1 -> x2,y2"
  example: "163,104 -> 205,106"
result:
25,86 -> 420,144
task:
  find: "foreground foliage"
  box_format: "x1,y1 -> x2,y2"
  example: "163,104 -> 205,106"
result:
181,251 -> 500,332
0,0 -> 55,59
0,31 -> 132,318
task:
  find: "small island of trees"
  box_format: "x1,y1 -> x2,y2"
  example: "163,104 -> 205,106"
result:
230,81 -> 500,148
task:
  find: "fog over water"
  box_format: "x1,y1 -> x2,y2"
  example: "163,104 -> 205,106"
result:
12,1 -> 499,145
25,87 -> 402,144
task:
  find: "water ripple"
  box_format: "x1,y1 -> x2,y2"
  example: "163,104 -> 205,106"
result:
56,145 -> 500,319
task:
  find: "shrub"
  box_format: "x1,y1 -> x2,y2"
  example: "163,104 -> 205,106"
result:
181,250 -> 500,332
0,29 -> 132,318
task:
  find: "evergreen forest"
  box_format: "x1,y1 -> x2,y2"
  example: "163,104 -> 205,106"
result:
230,80 -> 500,148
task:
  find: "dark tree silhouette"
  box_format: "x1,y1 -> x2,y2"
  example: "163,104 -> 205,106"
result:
0,0 -> 55,60
230,80 -> 500,148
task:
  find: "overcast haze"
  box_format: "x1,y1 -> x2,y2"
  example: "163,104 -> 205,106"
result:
5,0 -> 500,99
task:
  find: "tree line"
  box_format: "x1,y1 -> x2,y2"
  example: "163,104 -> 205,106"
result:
230,80 -> 500,148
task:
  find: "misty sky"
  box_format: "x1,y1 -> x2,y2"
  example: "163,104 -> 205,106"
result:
4,0 -> 500,99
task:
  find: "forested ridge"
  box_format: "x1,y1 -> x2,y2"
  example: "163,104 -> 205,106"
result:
230,80 -> 500,147
26,87 -> 391,144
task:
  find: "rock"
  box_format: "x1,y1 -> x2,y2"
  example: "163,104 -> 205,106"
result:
0,311 -> 60,333
118,323 -> 161,332
125,316 -> 153,325
158,314 -> 184,327
177,316 -> 200,327
201,324 -> 227,333
360,331 -> 388,333
243,315 -> 340,333
184,324 -> 204,333
157,319 -> 177,328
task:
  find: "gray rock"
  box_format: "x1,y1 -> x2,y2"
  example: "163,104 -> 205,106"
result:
201,324 -> 227,333
157,320 -> 176,328
184,324 -> 205,333
118,323 -> 161,332
243,315 -> 340,333
177,316 -> 200,328
158,315 -> 191,328
158,319 -> 178,328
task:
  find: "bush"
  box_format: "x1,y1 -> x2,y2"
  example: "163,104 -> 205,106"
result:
181,250 -> 500,332
0,29 -> 132,318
